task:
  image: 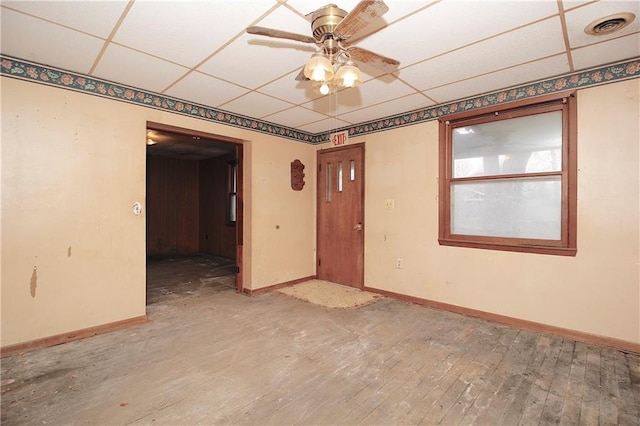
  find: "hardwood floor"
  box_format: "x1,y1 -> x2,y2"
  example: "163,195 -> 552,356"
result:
1,257 -> 638,425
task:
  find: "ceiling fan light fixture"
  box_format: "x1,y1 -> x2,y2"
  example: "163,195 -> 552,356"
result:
319,82 -> 331,95
304,52 -> 334,82
334,60 -> 363,88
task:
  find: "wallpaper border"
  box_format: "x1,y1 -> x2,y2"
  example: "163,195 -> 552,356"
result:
2,55 -> 639,144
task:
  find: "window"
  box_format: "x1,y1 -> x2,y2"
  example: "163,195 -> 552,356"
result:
438,92 -> 577,256
227,160 -> 238,224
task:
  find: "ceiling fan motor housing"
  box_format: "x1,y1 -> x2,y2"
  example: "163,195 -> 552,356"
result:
311,4 -> 347,42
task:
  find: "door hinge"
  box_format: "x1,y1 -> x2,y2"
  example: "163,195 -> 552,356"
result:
318,258 -> 321,267
318,164 -> 321,172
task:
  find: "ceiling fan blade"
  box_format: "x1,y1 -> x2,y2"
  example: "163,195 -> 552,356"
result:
348,46 -> 399,73
246,26 -> 316,44
334,0 -> 389,40
294,67 -> 308,81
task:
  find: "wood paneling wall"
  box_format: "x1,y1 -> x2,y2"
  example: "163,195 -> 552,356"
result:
199,154 -> 236,259
146,153 -> 236,259
146,155 -> 199,256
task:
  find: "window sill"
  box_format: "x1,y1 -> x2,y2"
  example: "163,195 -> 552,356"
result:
438,238 -> 577,257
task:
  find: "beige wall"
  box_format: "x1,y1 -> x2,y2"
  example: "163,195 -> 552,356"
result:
347,78 -> 639,344
2,74 -> 638,348
249,135 -> 317,288
1,77 -> 316,347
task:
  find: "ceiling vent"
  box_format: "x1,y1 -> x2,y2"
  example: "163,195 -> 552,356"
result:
584,12 -> 636,36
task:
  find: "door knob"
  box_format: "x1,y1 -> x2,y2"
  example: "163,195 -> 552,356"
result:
354,223 -> 363,231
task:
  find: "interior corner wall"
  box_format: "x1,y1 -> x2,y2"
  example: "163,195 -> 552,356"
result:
146,155 -> 200,256
1,76 -> 316,347
351,78 -> 639,344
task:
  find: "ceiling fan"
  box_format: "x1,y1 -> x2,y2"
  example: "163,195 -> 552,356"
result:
246,1 -> 400,94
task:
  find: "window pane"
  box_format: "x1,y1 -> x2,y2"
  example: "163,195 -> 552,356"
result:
451,177 -> 561,240
453,111 -> 562,178
337,162 -> 343,192
350,160 -> 356,181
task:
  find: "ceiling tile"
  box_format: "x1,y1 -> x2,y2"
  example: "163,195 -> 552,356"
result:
258,70 -> 325,105
219,91 -> 295,119
572,33 -> 640,70
561,1 -> 599,12
356,0 -> 559,68
339,93 -> 435,124
198,33 -> 314,89
2,1 -> 128,38
298,117 -> 353,134
262,106 -> 330,128
93,44 -> 190,93
113,0 -> 278,68
399,16 -> 566,91
425,54 -> 570,104
257,1 -> 315,34
564,0 -> 639,48
0,8 -> 104,73
164,71 -> 250,108
302,75 -> 415,115
199,5 -> 316,89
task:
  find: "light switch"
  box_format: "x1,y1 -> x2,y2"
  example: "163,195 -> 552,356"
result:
384,199 -> 394,210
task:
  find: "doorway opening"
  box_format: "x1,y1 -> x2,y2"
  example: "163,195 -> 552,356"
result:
145,122 -> 244,304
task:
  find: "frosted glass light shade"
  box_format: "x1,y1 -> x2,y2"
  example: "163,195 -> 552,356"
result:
304,53 -> 334,82
334,61 -> 362,87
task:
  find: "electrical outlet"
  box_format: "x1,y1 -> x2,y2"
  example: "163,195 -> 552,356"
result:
396,258 -> 404,269
385,199 -> 394,209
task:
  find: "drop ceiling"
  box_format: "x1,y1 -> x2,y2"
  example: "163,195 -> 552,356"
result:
1,0 -> 639,135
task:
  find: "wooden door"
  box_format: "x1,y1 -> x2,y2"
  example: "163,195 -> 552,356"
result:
317,143 -> 364,288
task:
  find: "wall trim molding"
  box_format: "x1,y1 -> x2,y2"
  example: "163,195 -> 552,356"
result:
0,315 -> 148,358
363,286 -> 640,355
2,55 -> 638,144
243,276 -> 316,296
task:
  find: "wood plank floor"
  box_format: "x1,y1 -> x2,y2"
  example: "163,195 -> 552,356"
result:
1,256 -> 639,425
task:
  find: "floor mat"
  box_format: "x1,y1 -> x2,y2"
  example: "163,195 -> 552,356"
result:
276,279 -> 381,309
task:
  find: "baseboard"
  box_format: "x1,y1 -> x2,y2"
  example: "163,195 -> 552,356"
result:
0,315 -> 148,358
243,275 -> 316,296
363,286 -> 640,355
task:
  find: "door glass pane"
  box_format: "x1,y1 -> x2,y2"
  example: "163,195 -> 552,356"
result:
453,111 -> 562,178
451,176 -> 561,240
326,163 -> 332,202
337,162 -> 343,192
350,160 -> 356,181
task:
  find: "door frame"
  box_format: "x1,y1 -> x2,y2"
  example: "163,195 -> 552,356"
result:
146,121 -> 245,293
316,142 -> 365,288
